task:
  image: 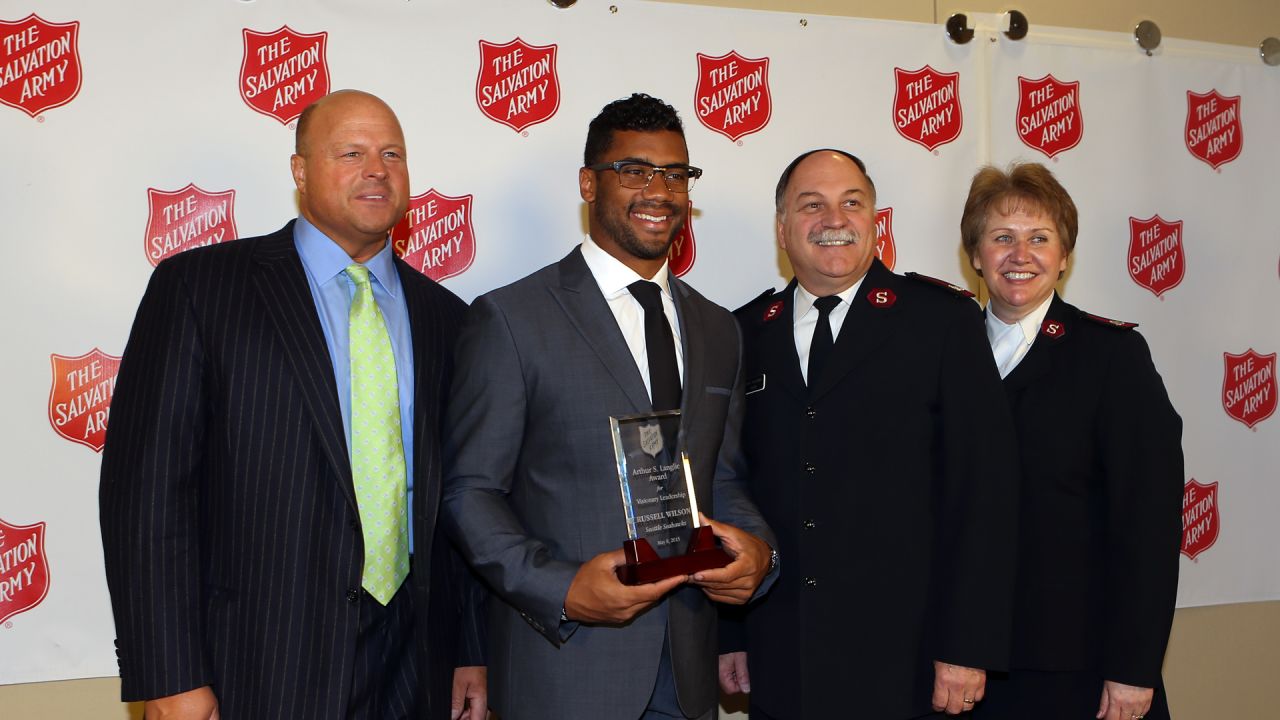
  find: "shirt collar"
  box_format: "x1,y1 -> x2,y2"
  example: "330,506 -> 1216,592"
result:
294,216 -> 402,298
580,234 -> 672,300
985,292 -> 1055,345
793,276 -> 864,319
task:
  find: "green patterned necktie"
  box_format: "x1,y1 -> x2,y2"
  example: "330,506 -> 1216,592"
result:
346,263 -> 409,605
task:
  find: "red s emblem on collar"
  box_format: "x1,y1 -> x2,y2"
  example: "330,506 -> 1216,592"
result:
1041,319 -> 1066,339
867,288 -> 897,308
763,300 -> 785,322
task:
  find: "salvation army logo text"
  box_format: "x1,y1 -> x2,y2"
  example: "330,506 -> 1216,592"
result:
1222,350 -> 1276,429
0,519 -> 50,624
893,66 -> 961,152
48,349 -> 120,452
0,14 -> 81,117
392,190 -> 476,282
1127,215 -> 1184,298
145,184 -> 237,266
240,26 -> 329,125
1016,75 -> 1082,158
694,51 -> 771,142
476,38 -> 559,133
1185,90 -> 1241,170
1181,479 -> 1219,561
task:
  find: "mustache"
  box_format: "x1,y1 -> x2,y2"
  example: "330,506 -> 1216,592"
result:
630,200 -> 681,216
808,227 -> 858,246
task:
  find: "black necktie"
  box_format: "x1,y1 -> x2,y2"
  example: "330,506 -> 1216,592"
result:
807,295 -> 841,386
628,280 -> 681,411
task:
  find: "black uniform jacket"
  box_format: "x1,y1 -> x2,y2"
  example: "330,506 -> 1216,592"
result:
725,259 -> 1020,719
999,293 -> 1182,687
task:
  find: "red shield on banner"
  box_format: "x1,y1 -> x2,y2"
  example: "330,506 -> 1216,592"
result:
145,184 -> 237,266
875,207 -> 896,271
1127,215 -> 1185,298
893,66 -> 962,152
668,201 -> 696,277
1185,90 -> 1242,170
392,190 -> 476,282
475,38 -> 559,133
48,349 -> 120,453
0,14 -> 82,118
694,51 -> 771,142
0,519 -> 50,624
1016,74 -> 1083,158
240,26 -> 329,125
1181,479 -> 1219,561
1222,349 -> 1277,429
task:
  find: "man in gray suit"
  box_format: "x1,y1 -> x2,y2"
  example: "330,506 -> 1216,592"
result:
443,93 -> 776,720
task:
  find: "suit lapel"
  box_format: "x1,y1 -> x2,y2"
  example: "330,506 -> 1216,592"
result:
809,259 -> 902,402
757,279 -> 807,402
397,260 -> 443,556
251,223 -> 356,512
1002,293 -> 1069,392
549,248 -> 652,413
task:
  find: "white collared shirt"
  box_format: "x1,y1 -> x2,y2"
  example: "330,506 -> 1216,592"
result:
579,235 -> 684,401
985,293 -> 1055,378
793,278 -> 864,385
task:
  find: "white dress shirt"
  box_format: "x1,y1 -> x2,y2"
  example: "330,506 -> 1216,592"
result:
793,278 -> 864,385
985,293 -> 1055,378
580,235 -> 684,402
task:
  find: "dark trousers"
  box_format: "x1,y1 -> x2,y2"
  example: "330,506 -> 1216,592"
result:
974,670 -> 1170,720
348,573 -> 418,720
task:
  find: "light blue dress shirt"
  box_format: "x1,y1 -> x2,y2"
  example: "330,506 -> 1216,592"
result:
293,217 -> 417,546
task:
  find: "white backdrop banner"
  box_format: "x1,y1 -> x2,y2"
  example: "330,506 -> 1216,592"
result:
1,0 -> 1275,684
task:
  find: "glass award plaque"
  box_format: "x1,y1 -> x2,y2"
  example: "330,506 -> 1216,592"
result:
609,410 -> 731,585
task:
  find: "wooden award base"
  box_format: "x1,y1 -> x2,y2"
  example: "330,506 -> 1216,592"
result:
615,525 -> 733,585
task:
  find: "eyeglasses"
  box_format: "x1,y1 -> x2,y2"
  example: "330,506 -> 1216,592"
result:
586,160 -> 703,193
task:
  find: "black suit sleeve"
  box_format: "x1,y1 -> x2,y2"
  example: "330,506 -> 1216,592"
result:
100,259 -> 212,701
1098,331 -> 1183,687
929,300 -> 1020,671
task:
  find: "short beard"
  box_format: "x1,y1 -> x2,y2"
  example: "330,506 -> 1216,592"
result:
595,201 -> 683,260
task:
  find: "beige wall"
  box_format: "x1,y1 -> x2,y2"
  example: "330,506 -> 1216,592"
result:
5,1 -> 1275,717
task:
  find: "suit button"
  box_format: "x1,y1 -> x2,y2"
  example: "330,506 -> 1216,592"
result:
803,462 -> 816,474
804,576 -> 817,587
803,519 -> 816,529
806,407 -> 816,419
346,588 -> 360,603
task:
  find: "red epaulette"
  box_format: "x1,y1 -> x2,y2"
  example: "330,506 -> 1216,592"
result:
1081,311 -> 1138,329
904,272 -> 975,299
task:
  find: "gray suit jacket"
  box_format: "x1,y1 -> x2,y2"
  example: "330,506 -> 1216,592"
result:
443,247 -> 774,719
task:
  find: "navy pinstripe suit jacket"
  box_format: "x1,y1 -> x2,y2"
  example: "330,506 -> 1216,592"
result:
100,222 -> 483,719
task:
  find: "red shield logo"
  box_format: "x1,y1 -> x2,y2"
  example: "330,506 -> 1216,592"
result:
145,184 -> 237,267
694,51 -> 772,142
0,14 -> 82,118
893,66 -> 962,151
0,519 -> 50,624
668,201 -> 696,278
240,26 -> 329,125
1016,74 -> 1083,158
475,38 -> 559,133
1222,349 -> 1277,429
875,207 -> 896,271
1181,479 -> 1219,561
1185,90 -> 1242,170
392,190 -> 476,282
1127,215 -> 1185,298
48,349 -> 120,453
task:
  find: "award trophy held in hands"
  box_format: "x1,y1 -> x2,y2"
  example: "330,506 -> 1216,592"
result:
609,410 -> 731,585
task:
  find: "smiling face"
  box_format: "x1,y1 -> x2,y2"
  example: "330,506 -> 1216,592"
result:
776,151 -> 878,296
972,205 -> 1069,322
579,129 -> 689,278
290,91 -> 409,262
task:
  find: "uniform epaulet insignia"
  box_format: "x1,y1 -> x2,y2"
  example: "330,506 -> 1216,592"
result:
904,272 -> 975,299
1081,311 -> 1138,329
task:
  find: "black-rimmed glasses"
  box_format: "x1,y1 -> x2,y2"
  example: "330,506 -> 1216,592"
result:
586,160 -> 703,193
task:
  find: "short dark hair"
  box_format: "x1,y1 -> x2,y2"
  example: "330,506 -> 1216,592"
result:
583,93 -> 685,166
774,148 -> 876,213
960,162 -> 1078,261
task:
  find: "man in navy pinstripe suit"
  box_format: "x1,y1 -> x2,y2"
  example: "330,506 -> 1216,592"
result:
101,90 -> 486,720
